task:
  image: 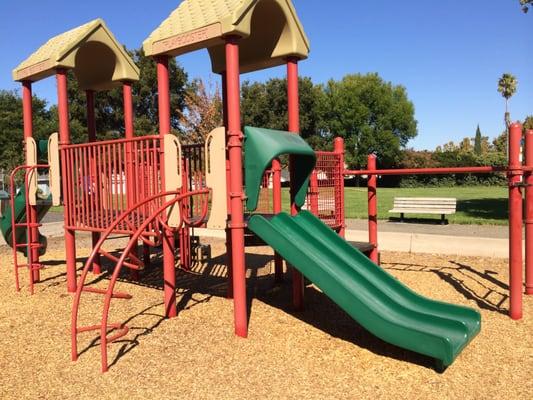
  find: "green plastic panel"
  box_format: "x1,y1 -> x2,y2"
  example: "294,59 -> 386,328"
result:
248,210 -> 481,367
244,126 -> 316,211
0,187 -> 50,255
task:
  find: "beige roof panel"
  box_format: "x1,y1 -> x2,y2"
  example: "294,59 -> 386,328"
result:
143,0 -> 310,74
13,19 -> 139,90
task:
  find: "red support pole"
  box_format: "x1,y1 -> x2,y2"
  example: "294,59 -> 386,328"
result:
56,70 -> 77,292
225,37 -> 248,337
156,56 -> 176,318
508,122 -> 523,319
86,90 -> 101,275
22,81 -> 41,283
272,158 -> 284,282
334,137 -> 346,238
367,154 -> 379,264
222,71 -> 234,298
287,57 -> 304,310
309,170 -> 319,215
123,81 -> 139,281
526,129 -> 533,296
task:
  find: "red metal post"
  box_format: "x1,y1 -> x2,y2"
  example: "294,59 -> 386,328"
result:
56,70 -> 77,292
508,122 -> 523,319
526,129 -> 533,296
22,81 -> 41,283
156,56 -> 176,318
334,137 -> 346,238
272,157 -> 283,282
225,37 -> 248,337
222,71 -> 233,298
287,57 -> 305,309
309,170 -> 319,215
367,154 -> 379,264
86,90 -> 102,274
123,81 -> 140,280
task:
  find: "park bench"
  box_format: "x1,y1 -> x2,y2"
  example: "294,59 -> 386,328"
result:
389,197 -> 457,224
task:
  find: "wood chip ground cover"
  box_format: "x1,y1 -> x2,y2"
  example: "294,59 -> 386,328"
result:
0,235 -> 531,399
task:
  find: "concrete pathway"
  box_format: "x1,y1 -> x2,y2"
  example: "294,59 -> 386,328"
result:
1,213 -> 514,259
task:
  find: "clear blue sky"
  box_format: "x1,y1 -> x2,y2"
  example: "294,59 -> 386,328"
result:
0,0 -> 531,150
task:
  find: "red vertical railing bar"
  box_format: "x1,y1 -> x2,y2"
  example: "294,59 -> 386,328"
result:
309,170 -> 319,215
334,137 -> 346,237
508,122 -> 523,319
287,57 -> 304,309
526,129 -> 533,296
225,37 -> 248,337
86,90 -> 101,273
56,69 -> 77,292
367,154 -> 379,264
96,145 -> 104,229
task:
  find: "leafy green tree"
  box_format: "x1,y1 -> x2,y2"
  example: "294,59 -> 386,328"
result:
241,76 -> 323,147
474,124 -> 483,155
523,115 -> 533,131
319,73 -> 417,168
497,73 -> 518,127
520,0 -> 532,13
0,90 -> 56,172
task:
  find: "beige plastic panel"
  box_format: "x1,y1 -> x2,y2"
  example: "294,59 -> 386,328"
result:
48,133 -> 61,206
163,134 -> 183,227
143,0 -> 309,74
13,18 -> 139,89
25,137 -> 38,206
205,127 -> 227,230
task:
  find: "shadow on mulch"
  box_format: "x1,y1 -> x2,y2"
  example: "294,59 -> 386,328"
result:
46,245 -> 505,371
383,261 -> 508,315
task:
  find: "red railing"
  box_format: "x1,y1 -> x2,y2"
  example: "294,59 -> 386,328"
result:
307,151 -> 343,230
61,135 -> 161,236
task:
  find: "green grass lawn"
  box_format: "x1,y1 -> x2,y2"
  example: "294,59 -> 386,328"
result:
50,186 -> 509,226
280,186 -> 508,225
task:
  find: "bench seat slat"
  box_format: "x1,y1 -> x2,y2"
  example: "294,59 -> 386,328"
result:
389,209 -> 456,214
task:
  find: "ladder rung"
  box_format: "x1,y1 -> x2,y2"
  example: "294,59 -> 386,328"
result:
15,243 -> 42,249
76,322 -> 129,342
14,223 -> 41,228
82,287 -> 132,299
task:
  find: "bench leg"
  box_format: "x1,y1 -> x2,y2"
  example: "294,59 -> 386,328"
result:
440,214 -> 445,225
400,213 -> 404,222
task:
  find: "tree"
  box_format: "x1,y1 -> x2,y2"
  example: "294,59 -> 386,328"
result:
520,0 -> 532,13
178,78 -> 222,143
524,115 -> 533,131
497,73 -> 518,127
474,124 -> 482,155
0,90 -> 56,172
319,73 -> 418,168
241,76 -> 324,147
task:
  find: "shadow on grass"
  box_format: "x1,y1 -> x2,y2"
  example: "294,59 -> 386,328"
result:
456,198 -> 508,221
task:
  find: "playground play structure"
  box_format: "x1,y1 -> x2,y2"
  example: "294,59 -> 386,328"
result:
1,0 -> 531,373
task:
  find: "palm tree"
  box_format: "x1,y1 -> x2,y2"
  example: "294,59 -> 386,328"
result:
498,73 -> 517,127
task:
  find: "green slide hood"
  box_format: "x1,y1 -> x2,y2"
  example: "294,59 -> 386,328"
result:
244,126 -> 316,211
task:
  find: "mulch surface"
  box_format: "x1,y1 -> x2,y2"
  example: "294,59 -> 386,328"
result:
0,234 -> 531,399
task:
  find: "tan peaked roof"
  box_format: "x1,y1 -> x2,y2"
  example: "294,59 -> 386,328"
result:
143,0 -> 310,74
13,19 -> 139,90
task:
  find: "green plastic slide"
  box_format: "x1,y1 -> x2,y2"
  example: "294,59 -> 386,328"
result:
248,210 -> 481,368
0,187 -> 50,255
